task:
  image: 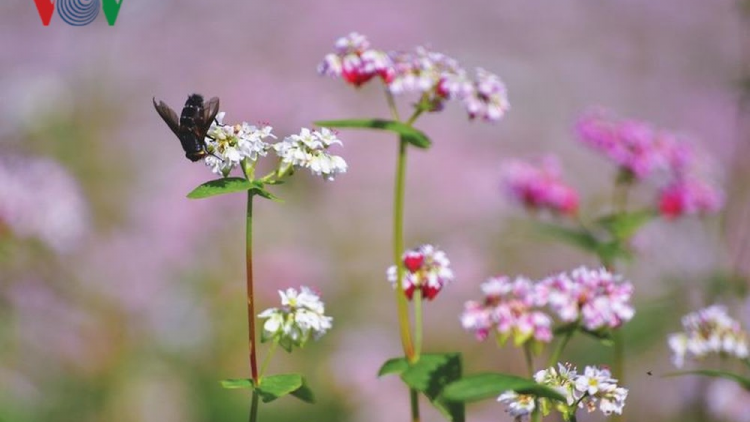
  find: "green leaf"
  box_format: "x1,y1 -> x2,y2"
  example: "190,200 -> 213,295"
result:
441,373 -> 567,403
378,357 -> 409,377
220,374 -> 315,403
255,374 -> 311,403
664,370 -> 750,391
536,223 -> 600,254
401,353 -> 464,422
597,210 -> 655,240
220,378 -> 254,389
187,177 -> 254,199
314,118 -> 432,149
248,183 -> 282,202
579,328 -> 614,347
289,377 -> 315,403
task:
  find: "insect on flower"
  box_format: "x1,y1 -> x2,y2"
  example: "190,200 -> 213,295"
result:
153,94 -> 220,162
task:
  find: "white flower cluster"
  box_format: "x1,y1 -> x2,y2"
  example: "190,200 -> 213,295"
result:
258,286 -> 333,351
204,112 -> 275,177
668,304 -> 749,368
273,128 -> 348,181
386,244 -> 455,301
498,363 -> 628,421
203,113 -> 347,181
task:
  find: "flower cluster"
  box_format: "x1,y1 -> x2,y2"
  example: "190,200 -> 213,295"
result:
0,155 -> 89,253
668,305 -> 749,368
204,112 -> 275,176
204,113 -> 347,181
273,127 -> 348,181
498,364 -> 628,421
541,267 -> 634,331
386,244 -> 454,300
575,108 -> 723,218
317,32 -> 394,87
258,286 -> 333,351
460,276 -> 552,345
462,267 -> 633,346
658,177 -> 724,219
501,156 -> 579,216
319,33 -> 509,122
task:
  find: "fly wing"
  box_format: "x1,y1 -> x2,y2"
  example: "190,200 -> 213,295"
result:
153,98 -> 180,136
198,96 -> 221,137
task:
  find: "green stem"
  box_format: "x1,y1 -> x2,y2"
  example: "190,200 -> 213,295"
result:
410,389 -> 421,422
523,344 -> 535,377
548,327 -> 575,367
258,339 -> 279,382
249,391 -> 259,422
246,192 -> 259,383
385,85 -> 422,422
394,138 -> 415,361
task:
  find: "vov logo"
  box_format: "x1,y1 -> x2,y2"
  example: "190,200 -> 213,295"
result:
34,0 -> 123,26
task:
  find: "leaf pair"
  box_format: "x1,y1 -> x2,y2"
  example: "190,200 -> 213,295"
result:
221,374 -> 314,404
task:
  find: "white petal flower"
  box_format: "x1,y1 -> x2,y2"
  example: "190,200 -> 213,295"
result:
258,286 -> 333,350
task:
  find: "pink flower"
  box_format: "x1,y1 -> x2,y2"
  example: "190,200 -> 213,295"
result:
386,244 -> 454,301
658,177 -> 723,219
318,32 -> 394,87
501,156 -> 579,216
541,267 -> 634,331
576,109 -> 666,179
461,276 -> 553,345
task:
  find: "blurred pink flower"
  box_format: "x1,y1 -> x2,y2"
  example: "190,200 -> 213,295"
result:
0,155 -> 89,253
658,177 -> 723,219
501,156 -> 579,216
540,267 -> 634,331
320,33 -> 509,121
461,276 -> 552,345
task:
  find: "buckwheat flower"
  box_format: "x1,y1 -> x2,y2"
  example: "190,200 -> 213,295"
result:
497,391 -> 535,420
534,363 -> 578,406
258,286 -> 333,350
0,155 -> 89,253
574,366 -> 616,397
203,112 -> 274,176
387,244 -> 454,300
501,156 -> 579,216
541,267 -> 634,331
668,305 -> 749,368
576,109 -> 663,179
318,32 -> 394,87
658,177 -> 724,219
272,127 -> 347,181
462,67 -> 510,122
461,276 -> 553,346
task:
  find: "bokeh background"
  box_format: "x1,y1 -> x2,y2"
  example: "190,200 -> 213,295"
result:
2,0 -> 750,421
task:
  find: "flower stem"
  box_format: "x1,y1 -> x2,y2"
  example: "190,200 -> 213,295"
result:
246,191 -> 259,383
409,389 -> 421,422
249,391 -> 259,422
385,87 -> 421,422
524,344 -> 541,422
258,339 -> 279,382
548,327 -> 575,367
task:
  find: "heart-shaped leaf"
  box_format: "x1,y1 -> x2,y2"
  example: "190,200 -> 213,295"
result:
441,373 -> 566,403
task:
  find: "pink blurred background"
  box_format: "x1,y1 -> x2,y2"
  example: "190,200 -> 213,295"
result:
1,1 -> 749,421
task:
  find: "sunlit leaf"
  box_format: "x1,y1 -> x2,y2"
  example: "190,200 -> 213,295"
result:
314,118 -> 432,149
441,373 -> 566,403
187,177 -> 255,199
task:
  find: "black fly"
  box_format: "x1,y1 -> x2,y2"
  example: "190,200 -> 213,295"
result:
153,94 -> 220,162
